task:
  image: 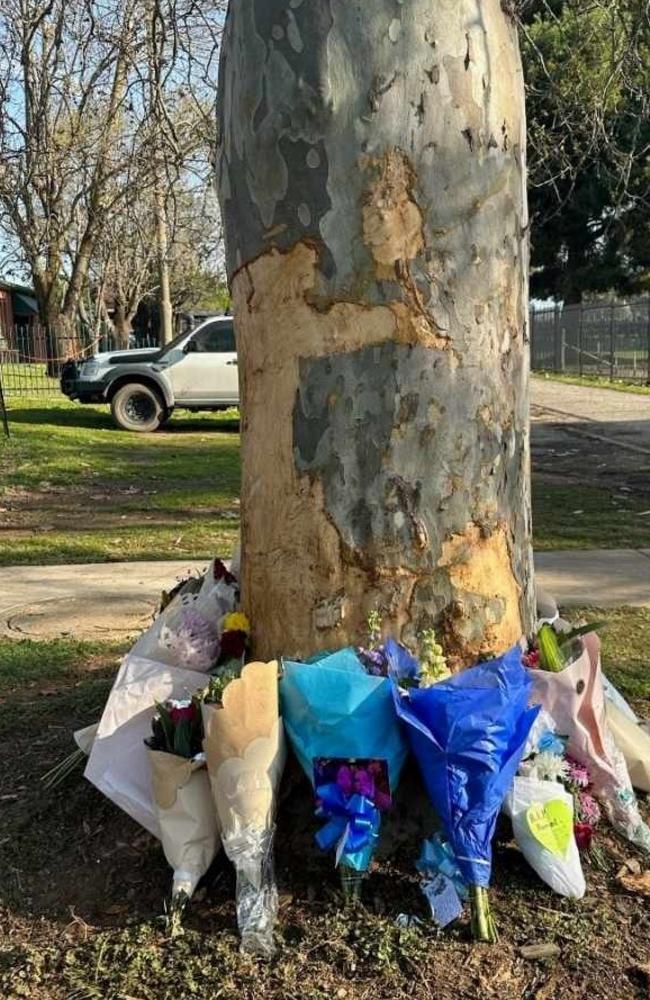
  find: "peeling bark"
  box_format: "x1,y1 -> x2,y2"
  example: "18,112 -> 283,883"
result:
218,0 -> 534,666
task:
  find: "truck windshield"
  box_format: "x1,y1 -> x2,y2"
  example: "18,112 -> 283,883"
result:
157,329 -> 191,358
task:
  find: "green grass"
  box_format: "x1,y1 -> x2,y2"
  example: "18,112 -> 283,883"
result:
0,522 -> 239,564
0,360 -> 60,395
0,397 -> 240,565
567,606 -> 650,715
533,371 -> 650,395
532,479 -> 650,550
1,396 -> 648,564
0,636 -> 125,696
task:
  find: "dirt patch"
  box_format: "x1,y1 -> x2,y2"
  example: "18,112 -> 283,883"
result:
1,657 -> 649,1000
0,483 -> 240,536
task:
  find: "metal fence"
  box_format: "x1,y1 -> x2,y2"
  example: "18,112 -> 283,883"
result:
0,324 -> 159,397
530,297 -> 650,383
2,299 -> 650,400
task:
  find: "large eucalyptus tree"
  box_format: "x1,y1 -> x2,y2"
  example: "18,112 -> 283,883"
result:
217,0 -> 534,667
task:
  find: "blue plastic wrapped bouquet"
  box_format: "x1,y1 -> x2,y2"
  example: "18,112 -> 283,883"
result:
280,647 -> 408,895
393,645 -> 539,939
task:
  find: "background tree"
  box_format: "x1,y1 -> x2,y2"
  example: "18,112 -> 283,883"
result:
218,0 -> 534,665
518,0 -> 650,301
0,0 -> 226,350
0,0 -> 139,354
88,135 -> 224,347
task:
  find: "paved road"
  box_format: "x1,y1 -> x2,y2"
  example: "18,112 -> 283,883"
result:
531,378 -> 650,451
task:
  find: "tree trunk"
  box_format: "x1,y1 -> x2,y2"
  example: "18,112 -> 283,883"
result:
217,0 -> 534,667
112,304 -> 134,350
154,178 -> 174,345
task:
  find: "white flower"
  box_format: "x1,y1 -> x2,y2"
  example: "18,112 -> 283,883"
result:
519,751 -> 569,784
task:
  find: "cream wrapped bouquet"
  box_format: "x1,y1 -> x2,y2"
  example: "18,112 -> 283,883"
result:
203,660 -> 286,957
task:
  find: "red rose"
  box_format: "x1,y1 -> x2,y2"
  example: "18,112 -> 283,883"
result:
169,703 -> 197,726
574,822 -> 593,852
213,559 -> 237,586
220,629 -> 247,660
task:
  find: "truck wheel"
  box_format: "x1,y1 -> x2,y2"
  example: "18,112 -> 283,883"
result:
110,383 -> 165,432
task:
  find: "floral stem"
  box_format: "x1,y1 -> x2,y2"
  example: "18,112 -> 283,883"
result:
339,864 -> 365,903
470,885 -> 498,943
41,747 -> 85,789
166,890 -> 189,938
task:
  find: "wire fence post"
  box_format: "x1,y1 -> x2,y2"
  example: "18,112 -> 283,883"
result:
0,373 -> 9,438
647,297 -> 650,385
578,305 -> 583,377
553,305 -> 562,372
609,301 -> 615,382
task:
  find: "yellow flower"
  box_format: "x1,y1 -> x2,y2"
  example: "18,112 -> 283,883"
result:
223,611 -> 251,635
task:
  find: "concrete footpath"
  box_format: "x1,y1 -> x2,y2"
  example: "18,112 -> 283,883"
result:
0,552 -> 648,641
0,560 -> 208,640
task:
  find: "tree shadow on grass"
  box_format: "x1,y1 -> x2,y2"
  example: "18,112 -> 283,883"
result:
6,405 -> 115,431
5,406 -> 240,435
161,413 -> 240,435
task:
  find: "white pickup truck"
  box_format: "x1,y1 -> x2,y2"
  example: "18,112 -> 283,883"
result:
61,315 -> 239,431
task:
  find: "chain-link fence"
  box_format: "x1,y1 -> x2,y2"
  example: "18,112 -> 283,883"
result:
0,324 -> 159,397
530,298 -> 650,383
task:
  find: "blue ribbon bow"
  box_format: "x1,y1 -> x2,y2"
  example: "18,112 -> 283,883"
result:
416,836 -> 469,900
315,783 -> 380,872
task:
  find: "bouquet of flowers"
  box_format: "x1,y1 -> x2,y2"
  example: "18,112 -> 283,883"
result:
215,610 -> 251,669
393,645 -> 539,941
132,558 -> 239,671
82,562 -> 243,833
505,775 -> 586,899
312,756 -> 393,897
85,654 -> 211,836
503,712 -> 588,897
526,625 -> 650,852
144,694 -> 220,925
202,660 -> 285,958
280,646 -> 408,898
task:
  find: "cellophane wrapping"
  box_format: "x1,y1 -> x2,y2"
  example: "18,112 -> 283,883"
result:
203,661 -> 285,957
529,633 -> 650,852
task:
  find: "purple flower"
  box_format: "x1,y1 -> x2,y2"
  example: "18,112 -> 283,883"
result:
578,792 -> 601,827
565,756 -> 590,790
357,646 -> 389,676
161,608 -> 220,671
336,765 -> 354,796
